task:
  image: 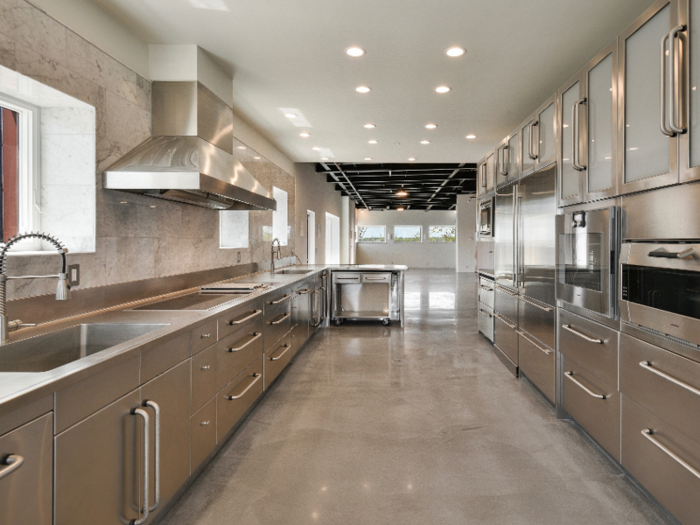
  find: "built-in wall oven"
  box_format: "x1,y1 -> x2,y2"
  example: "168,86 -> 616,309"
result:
621,242 -> 700,347
479,199 -> 493,238
556,207 -> 619,318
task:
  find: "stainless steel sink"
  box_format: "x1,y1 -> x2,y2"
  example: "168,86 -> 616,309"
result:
0,323 -> 168,373
274,269 -> 313,275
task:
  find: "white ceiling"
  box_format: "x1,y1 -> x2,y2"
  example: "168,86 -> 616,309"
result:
90,0 -> 652,164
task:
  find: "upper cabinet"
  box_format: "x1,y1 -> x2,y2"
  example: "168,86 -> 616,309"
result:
520,95 -> 557,177
477,149 -> 496,197
495,132 -> 521,188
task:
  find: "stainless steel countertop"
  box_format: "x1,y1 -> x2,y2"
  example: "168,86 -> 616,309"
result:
0,264 -> 407,418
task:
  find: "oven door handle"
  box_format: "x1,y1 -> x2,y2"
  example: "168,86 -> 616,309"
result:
648,248 -> 695,259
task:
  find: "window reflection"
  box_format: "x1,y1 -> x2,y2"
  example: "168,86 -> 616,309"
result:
404,292 -> 421,310
429,292 -> 455,310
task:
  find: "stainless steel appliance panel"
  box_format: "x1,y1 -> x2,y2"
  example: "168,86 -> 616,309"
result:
495,285 -> 518,324
216,318 -> 264,390
0,413 -> 52,525
478,276 -> 495,310
494,183 -> 517,289
518,296 -> 555,350
558,308 -> 619,387
479,199 -> 493,237
518,330 -> 555,403
478,304 -> 494,342
494,312 -> 518,373
620,332 -> 700,441
519,165 -> 557,306
621,395 -> 700,525
217,357 -> 263,442
190,397 -> 216,472
476,239 -> 494,276
562,355 -> 621,461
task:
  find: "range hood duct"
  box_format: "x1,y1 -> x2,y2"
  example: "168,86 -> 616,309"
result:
104,82 -> 276,211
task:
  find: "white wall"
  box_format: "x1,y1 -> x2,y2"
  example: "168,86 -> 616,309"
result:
456,195 -> 477,273
356,210 -> 456,269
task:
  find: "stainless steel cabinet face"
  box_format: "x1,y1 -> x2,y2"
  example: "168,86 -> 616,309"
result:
496,133 -> 520,187
477,151 -> 495,196
292,284 -> 311,345
521,96 -> 556,177
558,73 -> 585,205
0,413 -> 52,525
679,0 -> 700,184
518,330 -> 555,403
494,183 -> 517,289
618,0 -> 680,194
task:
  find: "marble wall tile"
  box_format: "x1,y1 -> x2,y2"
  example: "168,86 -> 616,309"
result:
0,31 -> 16,70
41,106 -> 95,135
41,134 -> 95,185
104,236 -> 157,283
0,0 -> 67,65
104,90 -> 150,147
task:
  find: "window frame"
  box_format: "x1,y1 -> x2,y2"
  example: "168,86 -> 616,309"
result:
393,225 -> 422,243
428,225 -> 456,243
356,224 -> 387,243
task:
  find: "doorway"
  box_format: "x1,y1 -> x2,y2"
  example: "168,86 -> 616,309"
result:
325,212 -> 340,264
306,210 -> 315,264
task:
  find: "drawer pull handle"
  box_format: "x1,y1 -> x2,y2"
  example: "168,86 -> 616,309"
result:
365,277 -> 387,281
648,248 -> 694,259
229,309 -> 262,325
479,285 -> 494,292
494,312 -> 516,329
562,324 -> 603,344
641,429 -> 700,481
200,365 -> 211,370
639,361 -> 700,397
564,371 -> 606,399
520,296 -> 554,312
270,312 -> 291,325
227,373 -> 262,400
200,421 -> 211,426
200,333 -> 212,339
336,277 -> 360,280
479,309 -> 493,319
517,330 -> 552,355
0,454 -> 24,480
270,343 -> 292,361
497,286 -> 518,296
270,294 -> 290,305
228,332 -> 261,352
297,288 -> 311,295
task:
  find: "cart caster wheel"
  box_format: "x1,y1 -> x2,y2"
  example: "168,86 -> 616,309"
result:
383,319 -> 390,326
335,319 -> 343,326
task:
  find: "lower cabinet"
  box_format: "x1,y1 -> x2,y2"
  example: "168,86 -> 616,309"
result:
518,329 -> 555,403
217,357 -> 264,442
190,397 -> 217,472
0,412 -> 53,525
493,312 -> 518,376
264,331 -> 295,389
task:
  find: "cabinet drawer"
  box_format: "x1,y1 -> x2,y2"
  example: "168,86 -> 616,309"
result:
622,396 -> 700,525
264,332 -> 294,390
0,413 -> 53,525
265,301 -> 293,351
216,318 -> 264,390
192,319 -> 217,355
191,396 -> 216,472
494,286 -> 518,324
518,296 -> 555,350
518,329 -> 555,403
217,299 -> 264,340
562,355 -> 620,461
478,277 -> 495,310
332,272 -> 361,284
141,331 -> 190,384
192,344 -> 217,414
478,304 -> 494,342
265,289 -> 293,311
558,309 -> 618,388
494,312 -> 518,374
620,333 -> 700,442
217,357 -> 263,442
362,272 -> 391,283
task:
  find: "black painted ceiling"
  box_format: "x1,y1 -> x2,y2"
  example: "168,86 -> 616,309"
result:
316,162 -> 477,211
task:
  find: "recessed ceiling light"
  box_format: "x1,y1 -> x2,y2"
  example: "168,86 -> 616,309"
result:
364,123 -> 376,129
345,47 -> 365,57
356,86 -> 371,93
321,157 -> 329,160
408,157 -> 416,161
312,147 -> 321,150
253,156 -> 261,160
364,157 -> 372,161
397,207 -> 405,211
420,140 -> 430,145
299,132 -> 310,138
237,146 -> 246,150
368,140 -> 378,144
435,86 -> 451,94
425,124 -> 437,129
284,113 -> 297,118
446,47 -> 466,57
466,134 -> 477,139
396,189 -> 408,197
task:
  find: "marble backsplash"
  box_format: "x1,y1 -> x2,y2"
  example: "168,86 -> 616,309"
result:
0,0 -> 295,301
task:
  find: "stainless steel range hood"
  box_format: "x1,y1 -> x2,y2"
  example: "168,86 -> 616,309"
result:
104,82 -> 276,211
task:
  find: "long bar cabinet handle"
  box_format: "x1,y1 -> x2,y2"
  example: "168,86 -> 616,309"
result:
520,296 -> 554,312
660,32 -> 675,137
564,371 -> 606,399
270,343 -> 292,361
228,332 -> 261,352
144,400 -> 160,512
517,330 -> 552,355
669,25 -> 687,134
639,361 -> 700,397
229,309 -> 262,325
641,429 -> 700,480
365,277 -> 388,281
479,309 -> 493,319
336,277 -> 360,281
562,324 -> 603,344
269,294 -> 290,305
297,288 -> 311,295
494,312 -> 516,329
497,286 -> 518,296
227,373 -> 261,400
528,121 -> 539,160
131,408 -> 150,525
0,454 -> 24,480
270,312 -> 291,325
479,285 -> 494,292
572,98 -> 587,171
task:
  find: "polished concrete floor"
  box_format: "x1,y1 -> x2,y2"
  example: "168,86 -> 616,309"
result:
162,270 -> 669,525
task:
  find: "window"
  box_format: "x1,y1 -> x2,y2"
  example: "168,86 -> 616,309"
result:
219,210 -> 249,249
357,225 -> 386,243
272,186 -> 288,245
429,225 -> 456,243
394,225 -> 422,242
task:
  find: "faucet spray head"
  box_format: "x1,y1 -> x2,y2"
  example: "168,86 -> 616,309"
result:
56,273 -> 71,301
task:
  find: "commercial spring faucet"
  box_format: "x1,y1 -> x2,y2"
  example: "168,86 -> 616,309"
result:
271,238 -> 282,273
0,232 -> 71,344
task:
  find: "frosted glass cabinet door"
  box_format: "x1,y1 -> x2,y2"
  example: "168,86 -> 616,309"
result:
619,0 -> 678,194
586,45 -> 617,198
559,78 -> 584,205
496,139 -> 509,187
521,119 -> 536,174
477,160 -> 487,197
537,101 -> 556,166
486,150 -> 496,192
680,0 -> 700,182
507,132 -> 520,182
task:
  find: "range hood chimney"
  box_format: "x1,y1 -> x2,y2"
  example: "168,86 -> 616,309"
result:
104,81 -> 276,211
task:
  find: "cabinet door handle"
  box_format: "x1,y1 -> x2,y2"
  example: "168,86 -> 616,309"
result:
270,343 -> 292,361
564,371 -> 606,399
516,330 -> 552,355
365,277 -> 387,281
227,373 -> 262,400
297,288 -> 311,295
648,248 -> 694,259
270,294 -> 290,305
669,25 -> 687,134
131,407 -> 150,525
228,332 -> 261,352
144,400 -> 160,512
200,333 -> 212,339
200,421 -> 211,426
228,309 -> 262,325
520,296 -> 554,312
0,454 -> 24,480
572,98 -> 587,171
639,361 -> 700,397
479,285 -> 494,292
641,429 -> 700,480
336,276 -> 360,281
528,121 -> 539,160
660,31 -> 675,137
494,312 -> 516,329
200,365 -> 211,370
562,324 -> 603,344
479,309 -> 493,319
270,312 -> 291,325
